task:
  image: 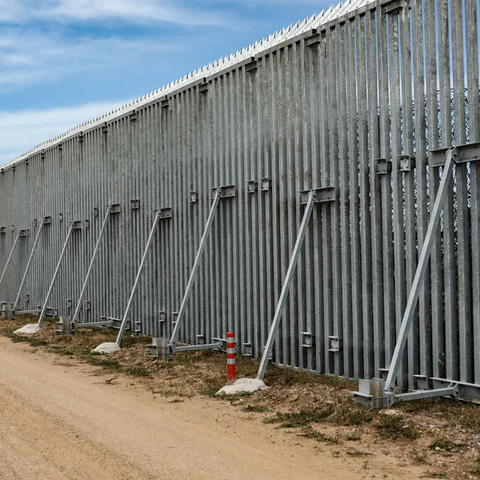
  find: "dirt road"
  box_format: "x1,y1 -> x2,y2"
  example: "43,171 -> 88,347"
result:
0,336 -> 427,479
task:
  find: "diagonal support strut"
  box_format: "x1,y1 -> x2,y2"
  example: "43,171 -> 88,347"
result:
169,186 -> 234,346
384,147 -> 457,392
114,208 -> 172,347
13,220 -> 45,311
0,232 -> 21,292
37,223 -> 75,327
71,206 -> 112,325
257,187 -> 334,380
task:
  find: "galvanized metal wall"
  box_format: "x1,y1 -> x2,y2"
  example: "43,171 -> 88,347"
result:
1,0 -> 480,389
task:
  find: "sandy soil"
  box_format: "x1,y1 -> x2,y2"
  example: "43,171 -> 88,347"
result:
0,335 -> 432,480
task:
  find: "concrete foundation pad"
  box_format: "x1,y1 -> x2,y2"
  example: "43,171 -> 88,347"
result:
14,324 -> 40,335
216,378 -> 268,396
92,342 -> 120,354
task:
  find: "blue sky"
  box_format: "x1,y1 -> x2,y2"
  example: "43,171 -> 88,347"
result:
0,0 -> 334,165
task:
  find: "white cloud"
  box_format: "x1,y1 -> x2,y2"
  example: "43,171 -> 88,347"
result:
0,28 -> 183,91
0,0 -> 227,26
0,101 -> 127,165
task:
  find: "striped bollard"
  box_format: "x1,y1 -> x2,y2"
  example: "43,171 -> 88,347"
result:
227,331 -> 236,385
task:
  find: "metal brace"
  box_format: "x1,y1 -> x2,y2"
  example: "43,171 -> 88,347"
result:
301,332 -> 313,348
245,57 -> 258,73
198,79 -> 209,94
375,158 -> 392,174
261,178 -> 272,191
19,229 -> 29,237
328,335 -> 341,352
305,30 -> 322,48
157,207 -> 173,219
398,155 -> 416,172
110,204 -> 121,214
299,187 -> 336,204
247,180 -> 257,194
429,141 -> 480,167
242,343 -> 253,357
210,185 -> 236,200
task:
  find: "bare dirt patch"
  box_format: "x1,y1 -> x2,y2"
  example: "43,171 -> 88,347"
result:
2,315 -> 480,479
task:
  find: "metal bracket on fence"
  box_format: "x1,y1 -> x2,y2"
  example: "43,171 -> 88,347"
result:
261,178 -> 272,191
100,316 -> 126,329
375,158 -> 392,174
328,336 -> 341,352
301,332 -> 313,348
210,185 -> 235,200
110,203 -> 121,214
398,155 -> 416,172
0,232 -> 20,292
429,141 -> 480,167
71,206 -> 112,326
299,186 -> 336,204
13,219 -> 46,311
242,343 -> 253,357
19,229 -> 29,237
37,222 -> 75,327
256,187 -> 335,381
110,208 -> 172,349
168,186 -> 235,348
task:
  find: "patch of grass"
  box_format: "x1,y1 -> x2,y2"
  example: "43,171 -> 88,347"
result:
420,471 -> 447,478
121,333 -> 152,347
345,433 -> 361,441
375,415 -> 418,440
200,386 -> 220,397
11,335 -> 48,347
346,450 -> 371,457
169,399 -> 185,404
85,356 -> 122,371
48,346 -> 77,356
429,439 -> 456,452
329,398 -> 375,426
242,405 -> 269,413
410,448 -> 428,464
301,425 -> 341,444
264,406 -> 334,428
125,365 -> 151,377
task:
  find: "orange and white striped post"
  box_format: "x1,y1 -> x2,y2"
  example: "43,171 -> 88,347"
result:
227,331 -> 236,385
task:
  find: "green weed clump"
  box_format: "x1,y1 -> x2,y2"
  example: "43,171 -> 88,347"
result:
375,414 -> 418,440
264,406 -> 334,428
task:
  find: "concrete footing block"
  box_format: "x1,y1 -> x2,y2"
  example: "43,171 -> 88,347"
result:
92,342 -> 120,354
216,378 -> 268,396
14,324 -> 40,335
